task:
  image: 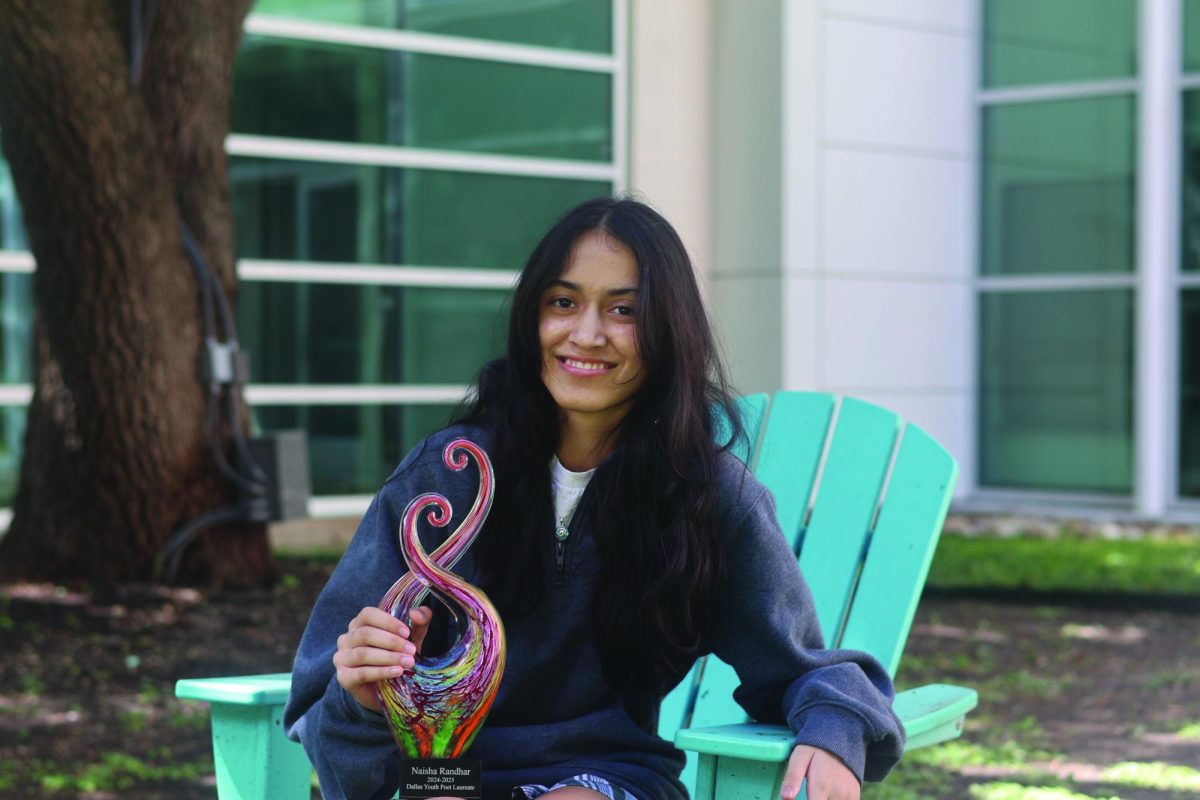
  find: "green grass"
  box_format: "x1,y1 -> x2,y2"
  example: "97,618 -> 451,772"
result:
861,706 -> 1200,799
928,533 -> 1200,595
18,673 -> 45,696
1174,720 -> 1200,739
870,724 -> 1056,800
861,759 -> 954,799
119,709 -> 149,733
1100,761 -> 1200,791
967,783 -> 1117,800
870,747 -> 1200,799
1145,668 -> 1200,691
32,752 -> 211,793
986,669 -> 1067,699
907,738 -> 1061,772
168,702 -> 210,730
878,532 -> 1200,798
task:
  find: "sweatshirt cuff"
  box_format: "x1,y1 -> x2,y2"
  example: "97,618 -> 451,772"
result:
333,680 -> 392,729
790,704 -> 869,784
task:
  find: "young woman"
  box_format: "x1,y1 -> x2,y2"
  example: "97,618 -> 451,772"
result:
284,197 -> 904,800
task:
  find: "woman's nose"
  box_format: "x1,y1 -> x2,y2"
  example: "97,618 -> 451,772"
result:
569,307 -> 606,347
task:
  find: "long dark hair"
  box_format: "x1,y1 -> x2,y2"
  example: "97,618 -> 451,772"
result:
456,196 -> 744,692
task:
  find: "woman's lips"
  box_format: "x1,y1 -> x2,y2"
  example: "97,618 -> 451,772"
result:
557,356 -> 615,376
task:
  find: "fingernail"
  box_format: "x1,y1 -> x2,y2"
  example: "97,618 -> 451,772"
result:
397,625 -> 409,637
400,655 -> 414,668
390,666 -> 404,676
404,643 -> 417,654
780,785 -> 796,799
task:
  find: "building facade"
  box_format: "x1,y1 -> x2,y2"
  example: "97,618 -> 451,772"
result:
0,0 -> 1198,523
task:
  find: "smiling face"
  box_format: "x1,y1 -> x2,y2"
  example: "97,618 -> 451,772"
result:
538,229 -> 645,438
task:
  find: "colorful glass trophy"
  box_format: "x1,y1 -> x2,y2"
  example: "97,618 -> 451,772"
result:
376,439 -> 506,799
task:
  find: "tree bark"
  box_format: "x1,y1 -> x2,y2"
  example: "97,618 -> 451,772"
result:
0,0 -> 274,586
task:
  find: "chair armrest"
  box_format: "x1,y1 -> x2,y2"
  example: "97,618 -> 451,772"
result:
176,673 -> 294,705
893,683 -> 978,750
674,682 -> 977,761
176,673 -> 311,800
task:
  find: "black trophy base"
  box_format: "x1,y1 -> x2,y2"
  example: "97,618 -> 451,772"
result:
400,758 -> 483,799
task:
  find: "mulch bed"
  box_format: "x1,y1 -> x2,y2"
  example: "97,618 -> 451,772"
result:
1,558 -> 1198,799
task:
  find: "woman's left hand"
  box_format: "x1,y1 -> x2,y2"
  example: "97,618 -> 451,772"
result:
780,744 -> 860,800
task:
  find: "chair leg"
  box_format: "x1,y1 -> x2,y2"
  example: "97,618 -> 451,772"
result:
696,753 -> 788,800
209,702 -> 312,800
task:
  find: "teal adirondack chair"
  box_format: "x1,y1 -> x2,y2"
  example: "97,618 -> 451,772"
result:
176,392 -> 977,800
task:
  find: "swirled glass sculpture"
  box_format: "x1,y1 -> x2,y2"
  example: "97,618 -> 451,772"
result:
376,439 -> 507,758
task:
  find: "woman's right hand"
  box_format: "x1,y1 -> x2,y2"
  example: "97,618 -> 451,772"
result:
334,605 -> 432,713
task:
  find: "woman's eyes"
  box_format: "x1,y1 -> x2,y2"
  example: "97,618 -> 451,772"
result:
545,297 -> 635,317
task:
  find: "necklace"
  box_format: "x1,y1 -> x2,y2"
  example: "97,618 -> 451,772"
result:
553,498 -> 582,579
555,497 -> 581,541
550,457 -> 591,543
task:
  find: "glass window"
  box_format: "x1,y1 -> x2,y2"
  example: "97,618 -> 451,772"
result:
234,37 -> 613,162
979,290 -> 1134,493
0,157 -> 27,250
983,0 -> 1137,88
253,403 -> 457,494
0,276 -> 41,506
237,283 -> 509,384
231,157 -> 610,269
0,405 -> 25,506
0,274 -> 32,384
981,95 -> 1136,276
1185,0 -> 1200,72
1179,291 -> 1200,497
251,0 -> 612,54
1180,91 -> 1200,272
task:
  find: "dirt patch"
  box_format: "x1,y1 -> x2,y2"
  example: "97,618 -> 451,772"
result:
890,596 -> 1200,798
0,559 -> 333,799
1,562 -> 1197,799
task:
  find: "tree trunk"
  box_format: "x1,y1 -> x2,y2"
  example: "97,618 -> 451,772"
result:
0,0 -> 274,586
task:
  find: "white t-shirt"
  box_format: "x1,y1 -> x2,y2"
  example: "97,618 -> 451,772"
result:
549,456 -> 595,530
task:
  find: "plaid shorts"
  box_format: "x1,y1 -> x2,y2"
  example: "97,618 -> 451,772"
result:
513,773 -> 641,800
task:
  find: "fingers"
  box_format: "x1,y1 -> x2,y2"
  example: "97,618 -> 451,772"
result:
781,745 -> 815,800
785,746 -> 860,800
334,604 -> 438,709
408,605 -> 433,651
349,606 -> 408,637
335,606 -> 429,706
335,634 -> 416,669
408,605 -> 433,626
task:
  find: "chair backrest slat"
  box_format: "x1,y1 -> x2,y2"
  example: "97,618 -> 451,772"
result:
838,424 -> 957,675
753,392 -> 836,550
798,397 -> 900,642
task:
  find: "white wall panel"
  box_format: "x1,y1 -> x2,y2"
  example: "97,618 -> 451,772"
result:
823,148 -> 971,279
630,0 -> 712,277
823,0 -> 974,34
713,275 -> 784,395
823,18 -> 972,154
820,278 -> 969,390
783,275 -> 821,389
